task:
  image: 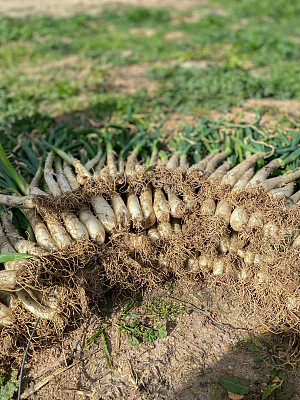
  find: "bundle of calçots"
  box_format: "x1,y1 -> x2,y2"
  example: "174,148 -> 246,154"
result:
0,144 -> 299,363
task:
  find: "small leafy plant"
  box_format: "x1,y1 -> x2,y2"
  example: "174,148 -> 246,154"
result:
0,370 -> 18,400
145,297 -> 185,321
86,296 -> 183,367
212,375 -> 249,399
212,372 -> 293,399
122,321 -> 167,346
222,333 -> 295,399
241,334 -> 294,368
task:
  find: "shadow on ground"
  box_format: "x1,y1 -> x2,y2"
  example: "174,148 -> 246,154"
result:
21,282 -> 300,400
1,106 -> 299,400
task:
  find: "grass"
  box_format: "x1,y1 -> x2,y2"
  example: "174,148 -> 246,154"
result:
147,63 -> 300,111
0,0 -> 299,127
0,2 -> 299,173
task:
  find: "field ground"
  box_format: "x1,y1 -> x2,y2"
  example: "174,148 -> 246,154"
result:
0,0 -> 299,399
1,0 -> 300,129
21,283 -> 300,400
0,0 -> 203,17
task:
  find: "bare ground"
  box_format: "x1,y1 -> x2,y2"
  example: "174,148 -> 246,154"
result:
109,63 -> 159,96
0,0 -> 206,17
21,282 -> 300,400
20,58 -> 299,127
162,98 -> 300,132
106,63 -> 300,126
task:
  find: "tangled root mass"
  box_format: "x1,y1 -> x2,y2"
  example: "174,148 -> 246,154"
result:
0,162 -> 299,368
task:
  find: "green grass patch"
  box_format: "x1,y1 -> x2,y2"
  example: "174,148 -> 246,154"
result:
0,0 -> 299,147
147,62 -> 300,112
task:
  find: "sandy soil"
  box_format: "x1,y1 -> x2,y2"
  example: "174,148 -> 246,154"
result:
0,0 -> 205,17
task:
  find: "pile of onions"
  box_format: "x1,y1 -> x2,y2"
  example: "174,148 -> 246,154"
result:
0,147 -> 299,335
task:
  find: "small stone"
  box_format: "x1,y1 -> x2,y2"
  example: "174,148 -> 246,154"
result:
199,382 -> 208,388
75,342 -> 81,351
228,365 -> 233,370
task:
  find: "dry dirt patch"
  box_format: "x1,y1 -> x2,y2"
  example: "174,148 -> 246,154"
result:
182,12 -> 203,23
22,282 -> 296,400
108,63 -> 159,96
22,55 -> 82,75
289,36 -> 300,44
0,0 -> 207,18
220,99 -> 300,129
163,113 -> 197,131
180,60 -> 209,69
164,31 -> 190,41
21,55 -> 97,87
161,98 -> 300,133
129,28 -> 157,37
243,98 -> 300,116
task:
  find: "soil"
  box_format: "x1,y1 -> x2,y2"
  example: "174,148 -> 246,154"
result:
160,98 -> 300,133
208,99 -> 300,130
22,55 -> 83,75
242,99 -> 300,117
129,28 -> 157,37
0,0 -> 207,17
109,63 -> 159,96
20,282 -> 300,400
163,31 -> 190,41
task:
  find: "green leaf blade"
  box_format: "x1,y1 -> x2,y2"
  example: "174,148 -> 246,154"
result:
0,253 -> 37,263
101,332 -> 112,368
262,383 -> 279,399
211,381 -> 218,400
219,375 -> 249,395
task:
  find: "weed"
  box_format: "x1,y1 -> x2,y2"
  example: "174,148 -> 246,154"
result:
145,297 -> 185,321
212,370 -> 294,399
86,296 -> 185,366
241,334 -> 298,369
228,333 -> 297,399
0,370 -> 18,400
121,321 -> 167,346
